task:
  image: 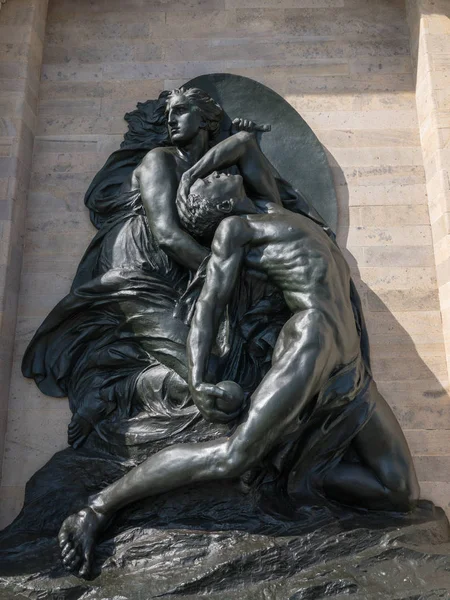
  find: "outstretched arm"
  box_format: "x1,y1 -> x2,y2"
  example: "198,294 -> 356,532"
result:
188,216 -> 253,422
137,150 -> 208,271
178,130 -> 281,207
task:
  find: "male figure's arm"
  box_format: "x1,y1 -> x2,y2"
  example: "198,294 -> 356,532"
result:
188,216 -> 253,422
136,150 -> 208,271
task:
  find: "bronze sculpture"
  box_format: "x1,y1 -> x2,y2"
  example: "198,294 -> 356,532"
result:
57,127 -> 418,578
2,75 -> 448,600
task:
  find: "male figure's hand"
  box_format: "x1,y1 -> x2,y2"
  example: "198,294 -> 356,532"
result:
191,382 -> 240,424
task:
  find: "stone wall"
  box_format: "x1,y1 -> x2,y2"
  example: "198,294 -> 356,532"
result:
0,0 -> 48,520
407,0 -> 450,398
0,0 -> 449,527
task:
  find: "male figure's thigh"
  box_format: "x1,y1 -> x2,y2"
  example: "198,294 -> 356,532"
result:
352,381 -> 418,493
229,310 -> 338,462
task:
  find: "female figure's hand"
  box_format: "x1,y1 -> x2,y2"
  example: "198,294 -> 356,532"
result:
232,118 -> 271,134
176,171 -> 194,222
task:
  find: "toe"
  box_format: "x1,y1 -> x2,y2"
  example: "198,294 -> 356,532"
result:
65,552 -> 81,571
58,528 -> 69,547
61,542 -> 72,557
62,547 -> 77,564
79,552 -> 92,578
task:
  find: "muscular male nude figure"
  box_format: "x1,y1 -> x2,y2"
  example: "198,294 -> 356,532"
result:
58,131 -> 419,578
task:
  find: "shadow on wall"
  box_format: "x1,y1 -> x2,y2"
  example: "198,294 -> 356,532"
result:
327,149 -> 448,470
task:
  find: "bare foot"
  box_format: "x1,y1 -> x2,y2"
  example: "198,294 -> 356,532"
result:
58,506 -> 109,577
68,413 -> 93,449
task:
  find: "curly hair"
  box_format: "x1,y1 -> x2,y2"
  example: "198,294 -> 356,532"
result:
179,191 -> 232,241
166,88 -> 223,141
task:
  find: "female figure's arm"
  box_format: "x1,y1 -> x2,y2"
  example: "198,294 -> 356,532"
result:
136,150 -> 208,271
178,130 -> 281,206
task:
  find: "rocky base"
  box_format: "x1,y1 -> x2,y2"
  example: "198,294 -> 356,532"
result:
0,445 -> 450,600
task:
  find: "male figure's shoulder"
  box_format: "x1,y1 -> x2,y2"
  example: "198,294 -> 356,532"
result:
212,216 -> 254,259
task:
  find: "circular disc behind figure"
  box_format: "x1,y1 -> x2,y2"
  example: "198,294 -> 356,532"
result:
185,73 -> 337,231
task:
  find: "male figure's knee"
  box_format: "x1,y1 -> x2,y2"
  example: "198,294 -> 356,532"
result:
384,468 -> 420,511
214,442 -> 253,480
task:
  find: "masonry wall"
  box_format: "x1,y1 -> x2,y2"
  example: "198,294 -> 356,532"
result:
0,0 -> 48,519
407,0 -> 450,393
1,0 -> 449,527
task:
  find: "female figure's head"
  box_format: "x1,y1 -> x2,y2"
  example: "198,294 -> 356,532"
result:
166,88 -> 223,146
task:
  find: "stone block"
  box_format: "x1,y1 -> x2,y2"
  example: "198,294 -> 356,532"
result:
46,20 -> 152,46
436,255 -> 450,288
31,151 -> 103,174
362,245 -> 435,268
39,81 -> 105,101
0,199 -> 13,223
0,42 -> 30,64
357,165 -> 426,187
366,310 -> 443,336
302,110 -> 418,131
33,137 -> 98,154
345,183 -> 427,206
38,98 -> 102,117
0,1 -> 34,27
101,80 -> 164,102
439,280 -> 450,311
415,456 -> 450,483
426,169 -> 450,205
41,64 -> 102,83
37,116 -> 120,136
429,71 -> 450,92
30,171 -> 96,194
24,230 -> 94,258
406,429 -> 450,456
19,270 -> 73,299
372,355 -> 448,382
43,41 -> 163,65
288,94 -> 360,113
346,38 -> 411,59
1,407 -> 71,487
389,398 -> 450,430
357,91 -> 418,111
341,225 -> 432,247
0,486 -> 25,530
358,266 -> 437,290
359,205 -> 430,227
227,0 -> 344,6
431,211 -> 450,243
284,6 -> 409,38
12,316 -> 47,357
349,56 -> 412,75
326,147 -> 423,168
429,190 -> 450,227
0,62 -> 29,81
419,481 -> 450,514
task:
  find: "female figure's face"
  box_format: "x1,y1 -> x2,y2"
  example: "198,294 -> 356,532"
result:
166,95 -> 204,146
